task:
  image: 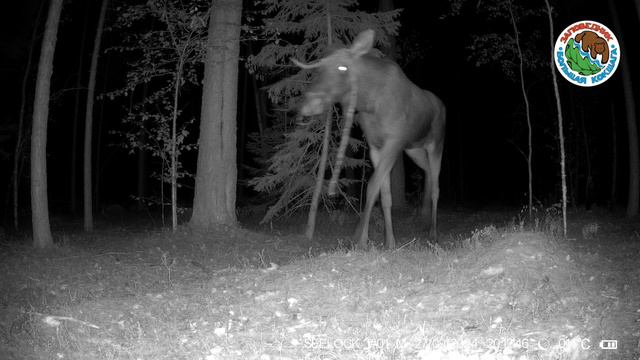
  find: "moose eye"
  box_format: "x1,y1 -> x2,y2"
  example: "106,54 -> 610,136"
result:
337,65 -> 348,72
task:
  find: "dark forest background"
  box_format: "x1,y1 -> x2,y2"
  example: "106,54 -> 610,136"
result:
0,0 -> 638,229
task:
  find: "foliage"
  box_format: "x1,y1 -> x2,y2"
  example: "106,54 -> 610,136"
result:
463,0 -> 545,79
105,0 -> 207,197
116,90 -> 195,184
107,0 -> 209,95
246,0 -> 400,223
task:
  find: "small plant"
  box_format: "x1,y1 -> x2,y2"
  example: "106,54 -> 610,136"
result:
542,203 -> 563,238
581,222 -> 599,239
160,251 -> 175,284
424,239 -> 445,256
467,225 -> 499,248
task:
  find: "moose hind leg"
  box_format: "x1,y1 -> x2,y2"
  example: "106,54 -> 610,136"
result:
426,143 -> 443,239
405,148 -> 433,230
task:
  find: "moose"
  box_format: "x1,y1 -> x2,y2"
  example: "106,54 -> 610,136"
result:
293,29 -> 445,249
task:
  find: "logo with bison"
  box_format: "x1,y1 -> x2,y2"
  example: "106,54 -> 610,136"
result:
554,20 -> 620,87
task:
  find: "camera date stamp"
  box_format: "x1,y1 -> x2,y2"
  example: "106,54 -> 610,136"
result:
297,333 -> 619,358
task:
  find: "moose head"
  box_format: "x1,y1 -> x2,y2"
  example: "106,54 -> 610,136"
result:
292,29 -> 375,117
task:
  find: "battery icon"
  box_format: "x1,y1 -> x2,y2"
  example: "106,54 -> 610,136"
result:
599,340 -> 617,350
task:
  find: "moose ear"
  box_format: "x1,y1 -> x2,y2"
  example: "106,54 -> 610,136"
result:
350,29 -> 375,57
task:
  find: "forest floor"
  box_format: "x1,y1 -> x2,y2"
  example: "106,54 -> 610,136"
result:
0,206 -> 639,359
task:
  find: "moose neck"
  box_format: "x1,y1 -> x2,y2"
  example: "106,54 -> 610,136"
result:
348,55 -> 417,117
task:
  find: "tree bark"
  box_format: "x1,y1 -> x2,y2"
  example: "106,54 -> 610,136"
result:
31,0 -> 64,248
170,59 -> 185,231
306,112 -> 333,239
508,0 -> 534,220
545,0 -> 568,237
83,0 -> 109,231
190,0 -> 242,229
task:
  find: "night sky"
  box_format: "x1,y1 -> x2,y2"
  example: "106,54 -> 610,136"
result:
0,0 -> 638,225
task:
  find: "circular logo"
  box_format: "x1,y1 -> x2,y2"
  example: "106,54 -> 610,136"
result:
554,20 -> 620,87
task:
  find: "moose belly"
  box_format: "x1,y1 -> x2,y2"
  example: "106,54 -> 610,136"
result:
360,117 -> 427,149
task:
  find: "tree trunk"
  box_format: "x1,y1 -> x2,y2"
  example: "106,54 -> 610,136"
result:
306,111 -> 333,239
609,103 -> 617,209
170,59 -> 185,231
71,2 -> 90,216
609,2 -> 639,217
136,84 -> 149,211
83,0 -> 109,231
545,0 -> 568,237
620,47 -> 639,217
94,58 -> 108,211
190,0 -> 242,229
579,106 -> 593,209
13,1 -> 44,230
378,0 -> 406,211
247,42 -> 266,139
508,0 -> 533,220
305,9 -> 335,240
31,0 -> 64,248
238,66 -> 248,195
137,149 -> 146,208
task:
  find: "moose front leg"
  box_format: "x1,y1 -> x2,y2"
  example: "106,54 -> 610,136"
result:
355,143 -> 401,249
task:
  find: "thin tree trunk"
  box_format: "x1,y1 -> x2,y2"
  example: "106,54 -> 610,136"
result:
609,1 -> 639,217
247,42 -> 265,139
83,0 -> 109,231
252,74 -> 265,138
635,0 -> 640,28
137,149 -> 146,207
161,159 -> 166,226
610,103 -> 617,209
31,0 -> 64,248
94,56 -> 109,211
508,0 -> 533,220
190,0 -> 242,229
306,111 -> 333,239
458,120 -> 464,203
238,66 -> 248,192
579,106 -> 593,209
305,10 -> 334,240
137,83 -> 149,210
13,2 -> 44,230
170,59 -> 184,231
70,3 -> 90,216
544,0 -> 568,237
567,92 -> 578,208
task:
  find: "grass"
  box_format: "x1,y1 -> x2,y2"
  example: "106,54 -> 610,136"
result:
0,207 -> 638,359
